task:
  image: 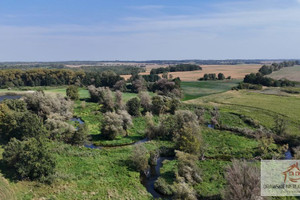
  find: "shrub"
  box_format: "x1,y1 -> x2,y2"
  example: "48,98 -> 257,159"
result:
130,144 -> 149,174
0,105 -> 47,143
66,85 -> 79,100
114,90 -> 125,111
45,114 -> 76,142
194,108 -> 205,124
117,110 -> 133,136
175,124 -> 203,155
113,80 -> 127,92
224,160 -> 263,200
138,92 -> 152,114
173,182 -> 197,200
101,112 -> 124,140
218,73 -> 225,80
176,151 -> 201,184
2,99 -> 27,112
151,95 -> 165,115
154,178 -> 174,196
24,91 -> 73,120
132,76 -> 147,93
152,78 -> 182,98
126,97 -> 141,116
272,116 -> 288,136
87,85 -> 114,112
71,124 -> 88,145
3,138 -> 55,182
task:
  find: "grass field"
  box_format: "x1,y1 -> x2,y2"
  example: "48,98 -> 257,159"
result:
7,142 -> 151,200
181,80 -> 240,101
187,90 -> 300,134
268,65 -> 300,82
122,64 -> 261,81
0,175 -> 15,200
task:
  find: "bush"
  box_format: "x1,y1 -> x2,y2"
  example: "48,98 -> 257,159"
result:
24,91 -> 73,120
0,104 -> 47,143
113,80 -> 127,92
114,90 -> 125,111
173,182 -> 197,200
218,73 -> 225,80
138,92 -> 152,114
224,160 -> 263,200
71,124 -> 88,145
234,82 -> 262,90
101,112 -> 124,140
126,97 -> 141,116
175,123 -> 203,155
66,85 -> 79,100
154,178 -> 174,196
152,78 -> 182,98
3,138 -> 55,182
272,116 -> 288,136
45,114 -> 76,142
151,96 -> 165,115
132,76 -> 147,93
117,110 -> 133,136
176,151 -> 201,184
130,144 -> 149,174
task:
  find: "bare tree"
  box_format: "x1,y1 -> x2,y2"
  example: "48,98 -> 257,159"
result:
224,160 -> 265,200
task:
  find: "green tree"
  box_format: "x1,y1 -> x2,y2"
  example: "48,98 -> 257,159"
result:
175,123 -> 202,155
218,73 -> 225,80
151,96 -> 165,115
71,124 -> 88,145
66,85 -> 79,100
0,105 -> 46,143
3,138 -> 55,182
126,97 -> 141,116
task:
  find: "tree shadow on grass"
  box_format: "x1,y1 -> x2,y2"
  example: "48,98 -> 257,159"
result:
0,160 -> 18,182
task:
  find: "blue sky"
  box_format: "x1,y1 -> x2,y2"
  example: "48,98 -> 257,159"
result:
0,0 -> 299,61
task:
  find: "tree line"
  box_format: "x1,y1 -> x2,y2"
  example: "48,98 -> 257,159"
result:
258,61 -> 298,75
150,64 -> 202,75
0,69 -> 124,88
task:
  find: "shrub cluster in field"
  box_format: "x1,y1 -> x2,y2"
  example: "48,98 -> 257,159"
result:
0,92 -> 88,182
150,64 -> 202,74
87,84 -> 181,140
198,73 -> 231,81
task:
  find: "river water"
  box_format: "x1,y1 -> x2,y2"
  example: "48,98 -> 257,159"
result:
0,95 -> 21,102
141,157 -> 174,199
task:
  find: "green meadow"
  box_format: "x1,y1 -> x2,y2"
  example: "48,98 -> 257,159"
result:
181,80 -> 240,101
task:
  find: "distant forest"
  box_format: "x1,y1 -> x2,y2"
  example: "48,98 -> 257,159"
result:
0,64 -> 145,75
1,59 -> 299,67
0,69 -> 122,88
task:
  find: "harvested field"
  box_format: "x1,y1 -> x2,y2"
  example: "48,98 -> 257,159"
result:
121,64 -> 261,81
267,65 -> 300,82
